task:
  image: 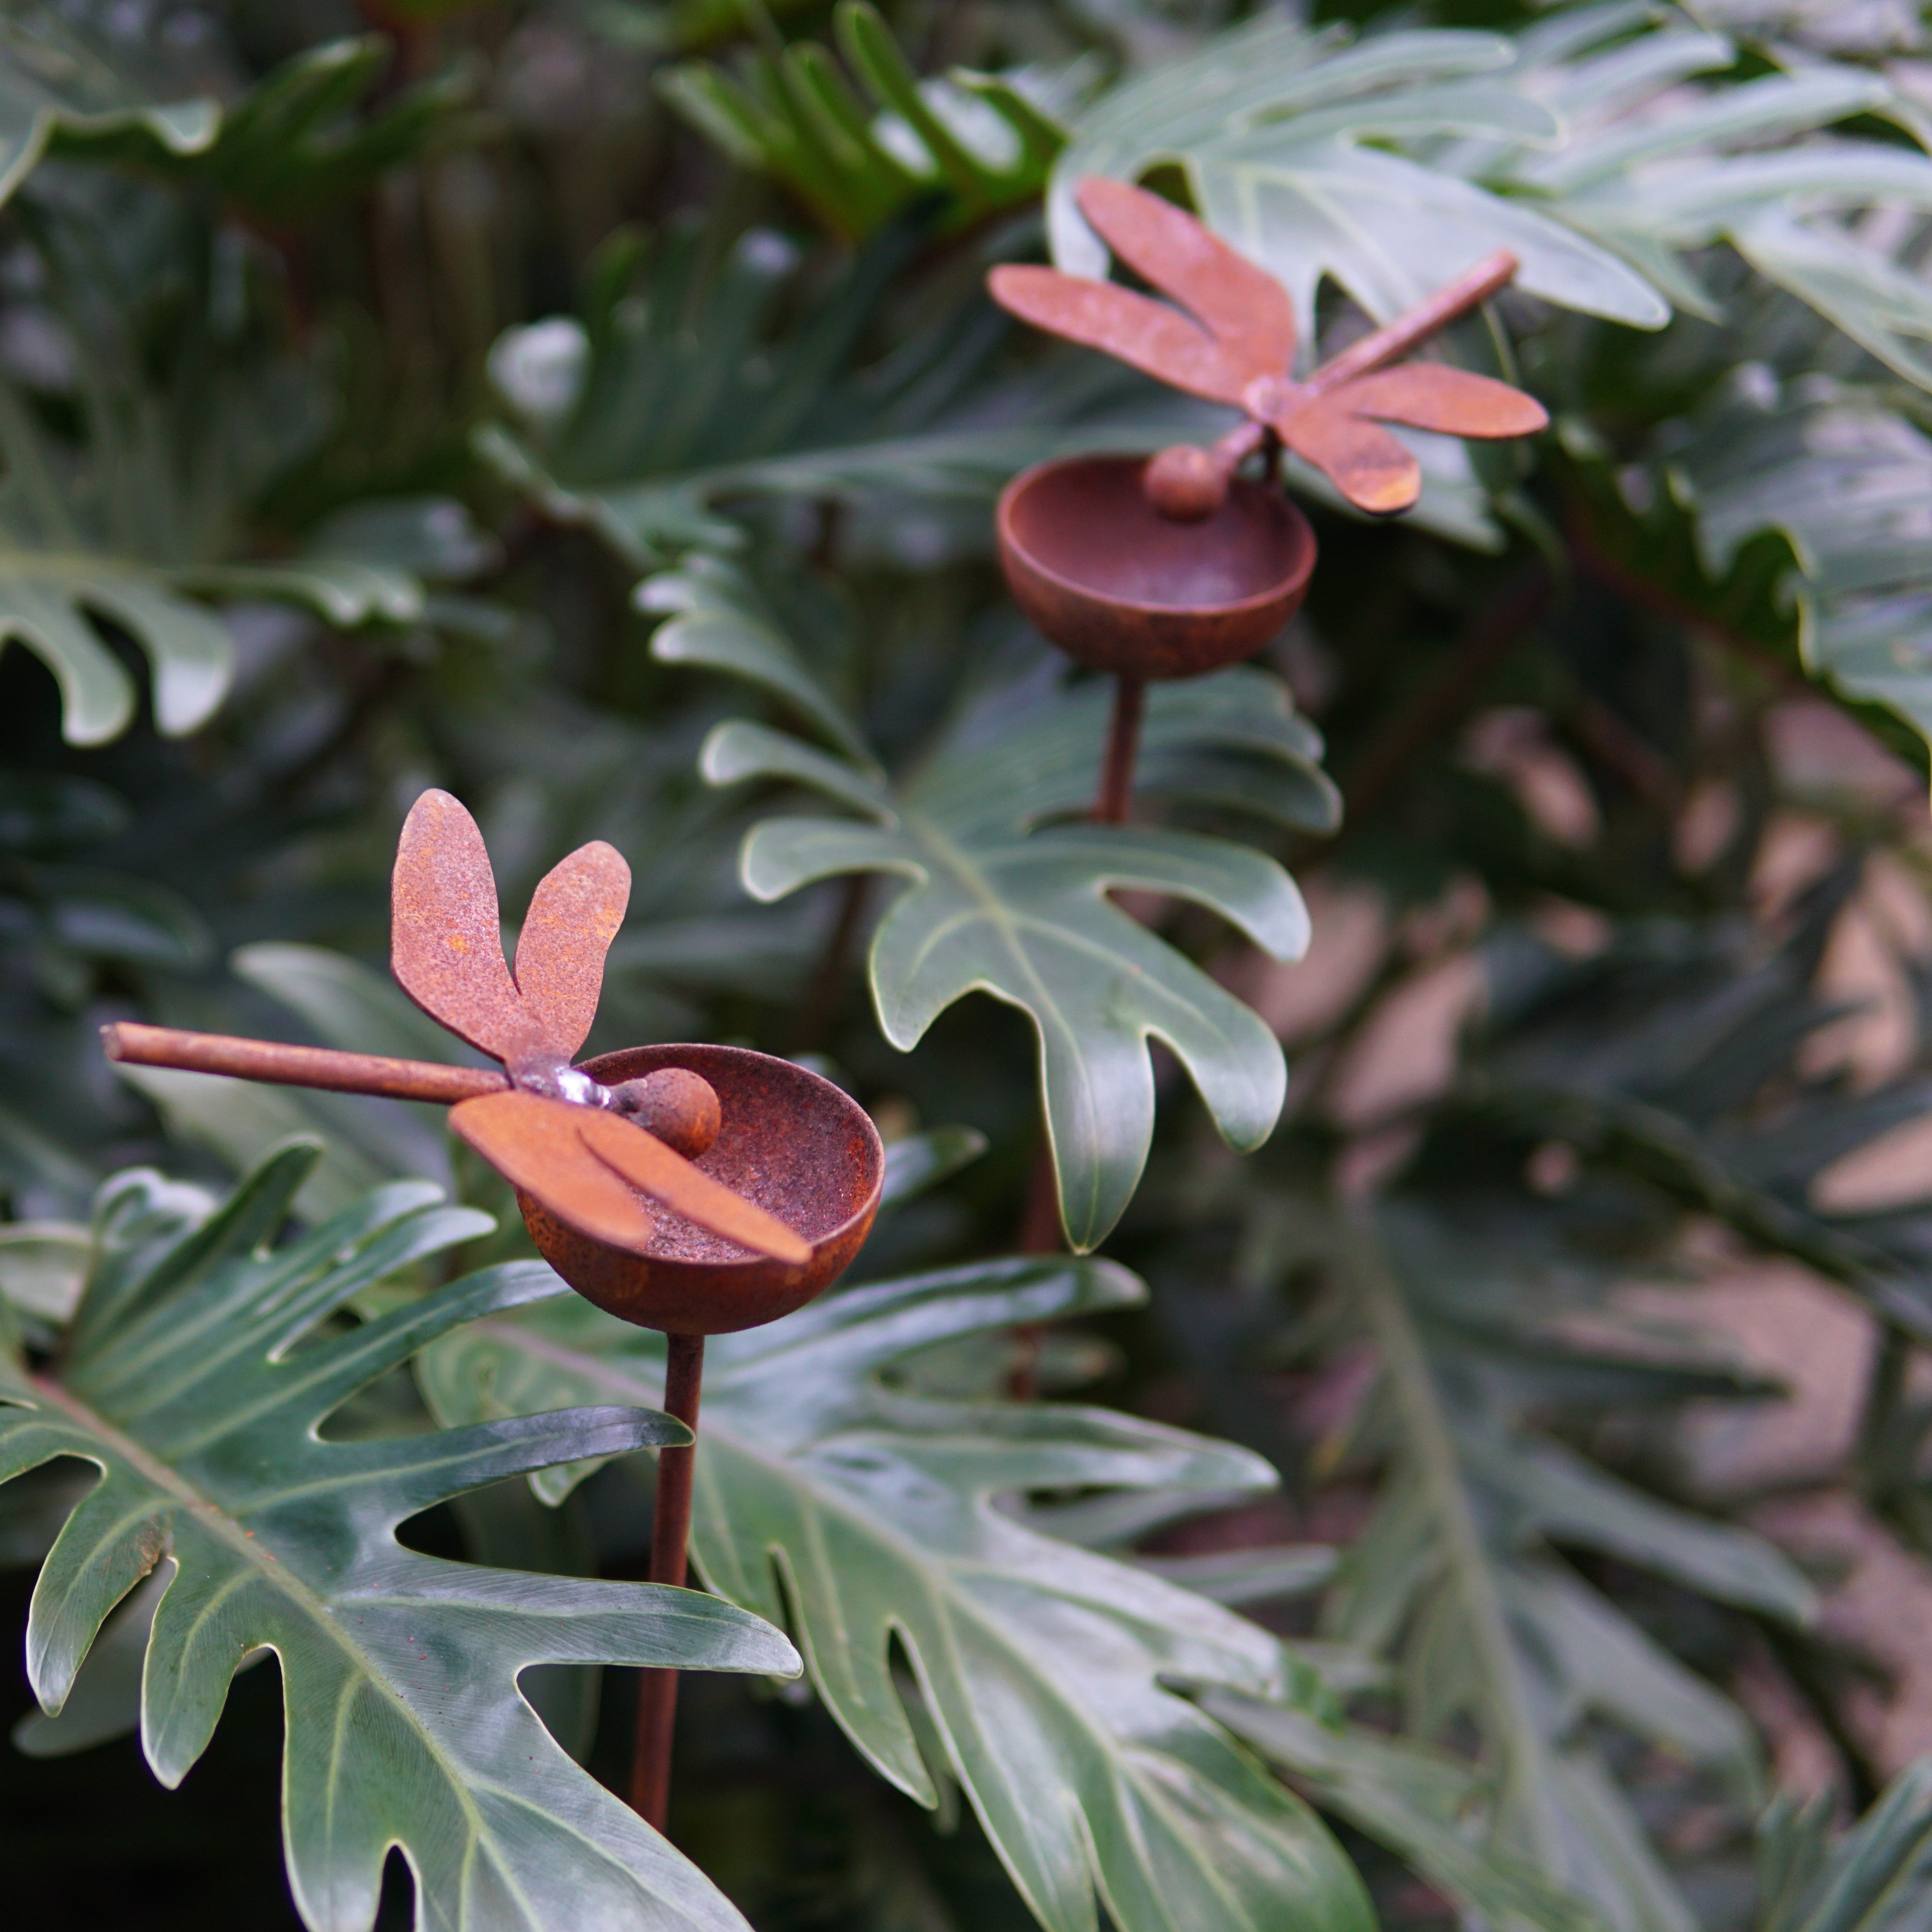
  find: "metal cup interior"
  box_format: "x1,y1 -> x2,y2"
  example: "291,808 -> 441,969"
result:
516,1043 -> 884,1335
997,454 -> 1316,680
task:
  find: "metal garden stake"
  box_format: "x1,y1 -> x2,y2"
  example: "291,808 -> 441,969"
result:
103,788 -> 884,1832
988,176 -> 1551,823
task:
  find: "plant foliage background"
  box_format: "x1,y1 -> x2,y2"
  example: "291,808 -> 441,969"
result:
15,0 -> 1932,1929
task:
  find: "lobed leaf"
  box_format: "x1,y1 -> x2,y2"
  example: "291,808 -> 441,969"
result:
1203,1692 -> 1605,1932
2,1149 -> 800,1932
1318,1216 -> 1790,1931
1759,1758 -> 1932,1932
1053,6 -> 1932,396
688,616 -> 1334,1248
45,32 -> 474,223
0,3 -> 215,206
658,2 -> 1065,241
419,1252 -> 1375,1932
1670,384 -> 1932,768
1051,16 -> 1660,341
0,341 -> 485,743
479,213 -> 1213,568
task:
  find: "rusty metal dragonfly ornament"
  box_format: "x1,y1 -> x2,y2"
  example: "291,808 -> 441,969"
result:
103,787 -> 884,1831
984,177 -> 1551,823
105,787 -> 851,1289
991,176 -> 1548,520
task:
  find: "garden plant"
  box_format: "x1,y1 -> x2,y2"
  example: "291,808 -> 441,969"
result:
11,2 -> 1932,1930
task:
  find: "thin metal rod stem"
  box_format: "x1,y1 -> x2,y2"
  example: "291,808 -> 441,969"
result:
631,1332 -> 705,1830
1305,249 -> 1518,397
1009,1142 -> 1064,1397
1094,676 -> 1146,826
101,1022 -> 506,1105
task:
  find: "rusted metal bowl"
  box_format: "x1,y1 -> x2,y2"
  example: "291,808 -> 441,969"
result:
516,1044 -> 884,1335
997,454 -> 1317,681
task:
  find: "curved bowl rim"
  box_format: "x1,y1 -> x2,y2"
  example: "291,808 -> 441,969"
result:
997,453 -> 1318,621
576,1041 -> 884,1279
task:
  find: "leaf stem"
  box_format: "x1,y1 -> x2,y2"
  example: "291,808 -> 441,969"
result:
792,874 -> 870,1052
1340,564 -> 1549,820
632,1331 -> 705,1829
1348,1223 -> 1557,1868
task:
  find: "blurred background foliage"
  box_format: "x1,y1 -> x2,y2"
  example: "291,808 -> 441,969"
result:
15,0 -> 1932,1929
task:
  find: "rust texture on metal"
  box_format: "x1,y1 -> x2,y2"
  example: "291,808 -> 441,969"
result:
576,1103 -> 808,1264
451,1090 -> 664,1253
519,1044 -> 884,1336
632,1329 -> 704,1829
390,788 -> 546,1064
510,838 -> 631,1063
102,1022 -> 509,1104
997,454 -> 1316,680
609,1067 -> 721,1159
453,1089 -> 809,1265
991,177 -> 1293,410
102,789 -> 890,1300
988,176 -> 1547,521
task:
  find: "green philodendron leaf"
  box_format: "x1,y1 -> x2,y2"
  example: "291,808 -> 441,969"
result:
1051,15 -> 1661,340
478,212 -> 1214,568
0,3 -> 216,206
1484,21 -> 1932,374
43,32 -> 475,224
697,634 -> 1333,1248
6,531 -> 466,748
1055,7 -> 1932,390
2,1146 -> 800,1932
640,552 -> 876,768
0,1219 -> 88,1325
1319,1209 -> 1809,1932
1463,1431 -> 1817,1621
418,1253 -> 1376,1932
741,813 -> 1305,1249
0,552 -> 234,745
1667,384 -> 1932,771
1758,1758 -> 1932,1932
191,36 -> 473,224
658,1 -> 1065,242
1201,1693 -> 1605,1932
1459,908 -> 1932,1337
0,327 -> 485,743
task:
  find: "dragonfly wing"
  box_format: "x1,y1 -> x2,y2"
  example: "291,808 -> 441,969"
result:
1278,401 -> 1422,515
1337,364 -> 1548,439
575,1108 -> 811,1267
1075,176 -> 1294,386
451,1092 -> 656,1254
512,840 -> 631,1062
392,790 -> 542,1062
989,265 -> 1247,404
